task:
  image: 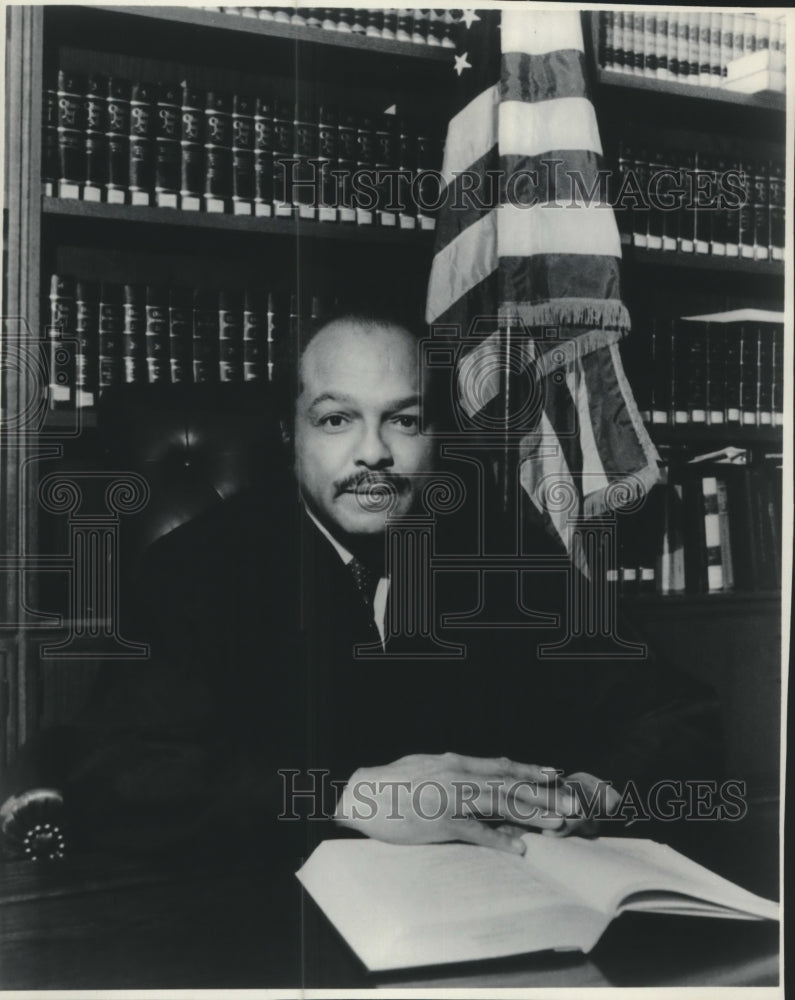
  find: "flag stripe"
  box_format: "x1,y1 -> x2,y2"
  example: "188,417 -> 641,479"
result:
500,97 -> 603,158
427,209 -> 498,323
501,9 -> 584,56
500,150 -> 608,206
498,203 -> 621,258
429,255 -> 627,329
502,50 -> 589,104
441,83 -> 499,188
435,147 -> 499,249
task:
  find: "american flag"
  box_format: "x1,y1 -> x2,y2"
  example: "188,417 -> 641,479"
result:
426,9 -> 661,564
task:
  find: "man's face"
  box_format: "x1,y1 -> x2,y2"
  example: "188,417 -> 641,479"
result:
294,320 -> 435,542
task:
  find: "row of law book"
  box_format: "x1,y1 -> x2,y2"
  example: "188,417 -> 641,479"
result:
217,7 -> 458,47
598,10 -> 786,90
46,274 -> 323,408
632,310 -> 785,430
613,144 -> 785,261
610,455 -> 782,596
45,69 -> 443,227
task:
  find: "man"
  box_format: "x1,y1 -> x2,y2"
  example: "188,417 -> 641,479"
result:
0,312 -> 720,859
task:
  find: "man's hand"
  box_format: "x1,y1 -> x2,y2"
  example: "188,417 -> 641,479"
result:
334,753 -> 585,855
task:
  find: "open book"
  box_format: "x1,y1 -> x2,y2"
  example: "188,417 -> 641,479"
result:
297,835 -> 778,972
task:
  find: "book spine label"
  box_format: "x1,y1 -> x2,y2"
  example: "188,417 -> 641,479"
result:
168,292 -> 192,384
293,105 -> 318,213
129,83 -> 155,203
155,85 -> 181,205
48,274 -> 76,407
218,294 -> 242,382
232,95 -> 255,209
122,285 -> 146,385
702,476 -> 724,592
75,281 -> 98,407
145,288 -> 169,383
242,302 -> 265,382
180,86 -> 204,208
204,93 -> 232,210
84,75 -> 107,195
272,101 -> 294,210
192,294 -> 218,383
99,286 -> 124,388
42,85 -> 59,194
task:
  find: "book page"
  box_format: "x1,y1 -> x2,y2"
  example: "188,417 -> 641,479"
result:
520,835 -> 779,920
297,838 -> 606,971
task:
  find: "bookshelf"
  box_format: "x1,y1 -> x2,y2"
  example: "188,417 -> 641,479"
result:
1,8 -> 786,796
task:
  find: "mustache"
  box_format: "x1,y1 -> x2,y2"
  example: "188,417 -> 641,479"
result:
333,472 -> 411,499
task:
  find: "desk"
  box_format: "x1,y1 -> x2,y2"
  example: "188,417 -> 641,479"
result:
0,826 -> 779,990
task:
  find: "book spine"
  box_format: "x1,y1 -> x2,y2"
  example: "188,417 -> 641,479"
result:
180,84 -> 204,211
48,274 -> 76,408
709,12 -> 723,87
671,320 -> 688,425
415,128 -> 440,231
693,150 -> 710,255
643,12 -> 657,79
337,111 -> 357,223
769,160 -> 785,261
129,81 -> 155,206
632,11 -> 645,77
218,289 -> 243,382
272,99 -> 294,216
192,288 -> 219,384
56,70 -> 85,199
43,80 -> 59,196
204,91 -> 233,213
317,104 -> 338,222
646,148 -> 666,250
600,11 -> 614,69
772,325 -> 783,426
168,287 -> 192,384
614,11 -> 627,73
374,113 -> 398,226
723,324 -> 742,423
701,476 -> 724,592
74,280 -> 98,408
683,474 -> 707,594
106,77 -> 130,204
397,118 -> 416,229
122,283 -> 146,385
678,151 -> 695,252
267,291 -> 276,381
658,483 -> 686,594
757,327 -> 773,425
710,153 -> 728,256
751,161 -> 770,261
84,74 -> 107,202
242,287 -> 266,382
740,323 -> 760,426
614,140 -> 633,244
154,83 -> 181,209
355,112 -> 376,225
698,12 -> 712,86
98,282 -> 124,389
706,323 -> 725,425
650,317 -> 670,424
254,96 -> 274,217
715,476 -> 734,590
231,93 -> 256,216
655,12 -> 668,80
293,102 -> 318,218
145,285 -> 169,384
737,160 -> 754,259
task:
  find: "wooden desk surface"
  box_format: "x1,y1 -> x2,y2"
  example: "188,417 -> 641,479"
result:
0,826 -> 780,990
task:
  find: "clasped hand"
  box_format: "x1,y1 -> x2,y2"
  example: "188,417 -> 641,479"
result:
334,753 -> 620,855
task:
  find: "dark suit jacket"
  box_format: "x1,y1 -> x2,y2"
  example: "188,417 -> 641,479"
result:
2,484 -> 722,859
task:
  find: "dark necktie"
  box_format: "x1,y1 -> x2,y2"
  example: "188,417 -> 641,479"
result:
348,557 -> 378,611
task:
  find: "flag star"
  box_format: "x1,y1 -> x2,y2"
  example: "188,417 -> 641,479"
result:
454,51 -> 472,76
461,10 -> 480,30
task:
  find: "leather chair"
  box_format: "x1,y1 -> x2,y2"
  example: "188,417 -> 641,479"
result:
96,381 -> 289,582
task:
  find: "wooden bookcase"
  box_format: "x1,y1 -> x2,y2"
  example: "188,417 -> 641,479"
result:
1,8 -> 785,802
